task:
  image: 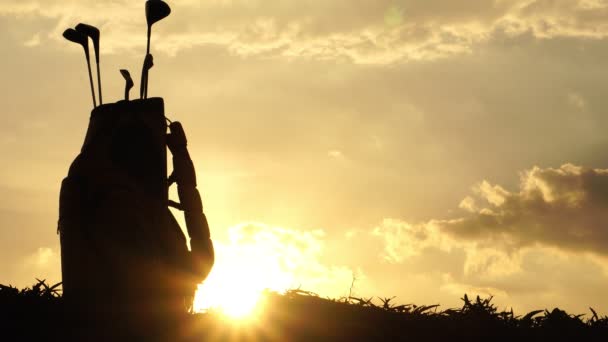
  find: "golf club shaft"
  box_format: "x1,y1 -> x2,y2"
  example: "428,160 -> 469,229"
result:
86,56 -> 97,108
140,28 -> 151,100
96,58 -> 102,105
145,72 -> 149,99
146,26 -> 151,60
144,27 -> 151,99
140,61 -> 147,100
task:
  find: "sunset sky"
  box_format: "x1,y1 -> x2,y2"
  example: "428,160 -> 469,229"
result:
2,0 -> 608,316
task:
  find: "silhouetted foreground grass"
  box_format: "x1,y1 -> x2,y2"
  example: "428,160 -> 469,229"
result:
2,280 -> 607,341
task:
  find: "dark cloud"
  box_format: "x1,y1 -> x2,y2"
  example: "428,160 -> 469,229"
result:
442,164 -> 608,256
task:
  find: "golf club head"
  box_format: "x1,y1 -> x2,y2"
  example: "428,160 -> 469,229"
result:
146,0 -> 171,27
64,27 -> 97,108
120,69 -> 134,88
121,69 -> 134,101
63,28 -> 89,56
75,23 -> 100,60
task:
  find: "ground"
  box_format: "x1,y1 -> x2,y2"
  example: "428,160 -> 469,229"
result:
1,280 -> 607,341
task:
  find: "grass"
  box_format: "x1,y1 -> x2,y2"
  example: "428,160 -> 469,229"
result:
1,279 -> 607,341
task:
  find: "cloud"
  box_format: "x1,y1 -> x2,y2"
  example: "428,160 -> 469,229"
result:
23,33 -> 40,47
373,164 -> 608,278
22,247 -> 58,269
442,164 -> 608,255
4,0 -> 608,63
439,273 -> 509,299
371,218 -> 523,279
225,223 -> 358,294
328,150 -> 344,159
195,222 -> 360,311
372,219 -> 446,263
368,165 -> 608,313
10,247 -> 62,287
568,92 -> 587,110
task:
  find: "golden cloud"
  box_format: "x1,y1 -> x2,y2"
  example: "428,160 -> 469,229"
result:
442,164 -> 608,255
4,0 -> 608,63
195,222 -> 360,312
373,164 -> 608,280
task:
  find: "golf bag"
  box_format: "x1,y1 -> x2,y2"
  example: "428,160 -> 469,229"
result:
57,98 -> 214,338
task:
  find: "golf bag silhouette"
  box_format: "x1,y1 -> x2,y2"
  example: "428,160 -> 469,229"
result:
57,98 -> 214,339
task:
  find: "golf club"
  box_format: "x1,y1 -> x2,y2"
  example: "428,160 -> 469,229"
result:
140,54 -> 154,99
120,69 -> 134,101
63,28 -> 97,108
75,23 -> 102,105
141,0 -> 171,98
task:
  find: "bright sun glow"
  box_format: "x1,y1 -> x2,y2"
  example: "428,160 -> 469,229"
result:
192,222 -> 354,320
194,266 -> 272,320
193,224 -> 297,319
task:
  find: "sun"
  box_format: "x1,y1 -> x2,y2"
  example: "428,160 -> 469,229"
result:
192,234 -> 295,320
194,272 -> 267,320
219,289 -> 262,319
191,222 -> 351,320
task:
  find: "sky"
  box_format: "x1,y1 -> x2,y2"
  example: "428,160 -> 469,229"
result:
2,0 -> 608,315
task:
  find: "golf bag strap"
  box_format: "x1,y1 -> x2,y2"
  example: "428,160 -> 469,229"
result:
167,121 -> 214,280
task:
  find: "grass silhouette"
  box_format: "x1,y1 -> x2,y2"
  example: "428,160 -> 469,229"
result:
1,279 -> 607,341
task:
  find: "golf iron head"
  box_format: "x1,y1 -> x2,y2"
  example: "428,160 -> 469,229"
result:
120,69 -> 134,101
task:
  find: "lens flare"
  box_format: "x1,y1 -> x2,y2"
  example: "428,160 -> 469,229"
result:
193,225 -> 297,319
193,223 -> 355,320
